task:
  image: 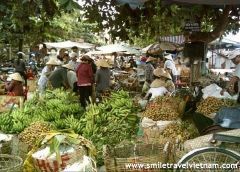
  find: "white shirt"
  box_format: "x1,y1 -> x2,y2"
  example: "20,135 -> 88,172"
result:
233,63 -> 240,93
38,66 -> 52,92
147,87 -> 168,100
67,70 -> 77,89
164,60 -> 178,75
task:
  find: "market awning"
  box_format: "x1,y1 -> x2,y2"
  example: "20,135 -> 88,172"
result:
44,41 -> 95,49
142,42 -> 178,54
159,35 -> 185,45
96,44 -> 141,55
209,38 -> 240,49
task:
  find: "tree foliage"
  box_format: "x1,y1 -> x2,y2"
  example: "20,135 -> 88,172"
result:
80,0 -> 240,46
0,0 -> 97,51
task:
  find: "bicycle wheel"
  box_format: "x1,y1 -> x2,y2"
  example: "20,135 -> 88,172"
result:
176,147 -> 240,172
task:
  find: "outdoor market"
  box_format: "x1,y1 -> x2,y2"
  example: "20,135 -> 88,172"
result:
0,0 -> 240,172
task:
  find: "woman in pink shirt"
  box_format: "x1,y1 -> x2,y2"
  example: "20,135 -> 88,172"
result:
76,55 -> 94,108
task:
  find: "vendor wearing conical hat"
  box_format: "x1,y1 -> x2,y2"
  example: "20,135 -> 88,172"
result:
5,73 -> 24,96
143,68 -> 174,100
95,59 -> 111,98
142,56 -> 156,93
152,67 -> 175,93
38,58 -> 59,94
164,54 -> 177,83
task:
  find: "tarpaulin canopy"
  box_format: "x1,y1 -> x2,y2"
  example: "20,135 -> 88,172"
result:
209,38 -> 240,49
96,44 -> 141,55
142,42 -> 178,54
44,40 -> 95,49
159,35 -> 185,45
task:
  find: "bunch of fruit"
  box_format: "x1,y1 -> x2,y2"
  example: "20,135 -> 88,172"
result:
0,89 -> 85,134
83,90 -> 140,166
142,96 -> 183,121
18,121 -> 53,149
155,121 -> 199,145
196,97 -> 236,116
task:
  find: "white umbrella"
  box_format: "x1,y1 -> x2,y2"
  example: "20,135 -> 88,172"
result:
45,40 -> 95,49
96,44 -> 141,55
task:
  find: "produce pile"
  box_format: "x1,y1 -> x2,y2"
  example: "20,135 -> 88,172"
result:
82,90 -> 140,165
18,121 -> 53,149
0,89 -> 140,166
0,89 -> 85,134
160,121 -> 199,143
142,96 -> 183,121
196,97 -> 236,116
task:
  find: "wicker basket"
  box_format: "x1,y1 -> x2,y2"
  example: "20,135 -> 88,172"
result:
103,143 -> 170,172
0,154 -> 23,172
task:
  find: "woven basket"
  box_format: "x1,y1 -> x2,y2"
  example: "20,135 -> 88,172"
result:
103,143 -> 170,172
0,154 -> 23,172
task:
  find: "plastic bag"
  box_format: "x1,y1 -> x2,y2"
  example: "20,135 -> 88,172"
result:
202,84 -> 234,99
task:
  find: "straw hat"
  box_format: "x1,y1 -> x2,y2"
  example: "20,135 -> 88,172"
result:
150,79 -> 165,88
153,68 -> 172,80
146,57 -> 156,62
46,58 -> 59,65
70,52 -> 78,58
164,54 -> 173,61
9,73 -> 24,82
17,51 -> 25,56
96,59 -> 110,68
62,63 -> 74,70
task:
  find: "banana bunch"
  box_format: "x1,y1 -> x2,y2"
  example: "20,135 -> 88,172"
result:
0,113 -> 13,133
83,90 -> 140,166
64,115 -> 84,134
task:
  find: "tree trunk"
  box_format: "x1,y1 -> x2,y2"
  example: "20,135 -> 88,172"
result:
18,38 -> 23,51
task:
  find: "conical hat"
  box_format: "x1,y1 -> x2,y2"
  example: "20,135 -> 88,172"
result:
46,58 -> 59,65
153,68 -> 172,80
96,59 -> 111,68
62,63 -> 74,70
9,73 -> 24,82
164,54 -> 173,61
150,79 -> 165,88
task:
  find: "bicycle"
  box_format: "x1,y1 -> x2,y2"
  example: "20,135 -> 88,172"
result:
176,133 -> 240,171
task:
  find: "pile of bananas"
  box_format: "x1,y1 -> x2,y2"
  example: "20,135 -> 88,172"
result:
0,89 -> 85,134
142,96 -> 182,121
83,90 -> 140,166
196,97 -> 236,116
18,121 -> 52,149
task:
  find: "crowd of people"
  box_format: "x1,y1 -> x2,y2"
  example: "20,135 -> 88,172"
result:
0,43 -> 182,109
